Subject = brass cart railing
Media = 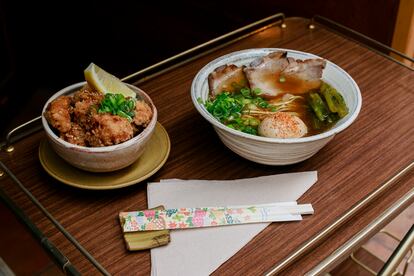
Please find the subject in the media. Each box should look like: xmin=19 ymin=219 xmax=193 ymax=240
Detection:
xmin=1 ymin=13 xmax=413 ymax=275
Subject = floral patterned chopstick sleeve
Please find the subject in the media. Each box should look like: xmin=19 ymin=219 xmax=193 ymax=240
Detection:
xmin=120 ymin=203 xmax=313 ymax=232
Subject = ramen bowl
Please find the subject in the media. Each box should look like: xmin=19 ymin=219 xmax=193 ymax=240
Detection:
xmin=42 ymin=82 xmax=158 ymax=172
xmin=191 ymin=48 xmax=362 ymax=165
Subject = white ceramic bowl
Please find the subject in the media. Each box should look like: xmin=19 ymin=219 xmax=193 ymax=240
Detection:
xmin=42 ymin=81 xmax=158 ymax=172
xmin=191 ymin=48 xmax=362 ymax=165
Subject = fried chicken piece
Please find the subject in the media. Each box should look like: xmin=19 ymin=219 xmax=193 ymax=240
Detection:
xmin=87 ymin=114 xmax=134 ymax=147
xmin=73 ymin=100 xmax=97 ymax=130
xmin=72 ymin=84 xmax=104 ymax=104
xmin=72 ymin=85 xmax=103 ymax=130
xmin=208 ymin=64 xmax=249 ymax=97
xmin=133 ymin=100 xmax=153 ymax=127
xmin=44 ymin=96 xmax=72 ymax=133
xmin=61 ymin=123 xmax=87 ymax=146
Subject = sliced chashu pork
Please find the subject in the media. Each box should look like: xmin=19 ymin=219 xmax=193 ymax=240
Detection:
xmin=208 ymin=64 xmax=249 ymax=97
xmin=244 ymin=51 xmax=326 ymax=98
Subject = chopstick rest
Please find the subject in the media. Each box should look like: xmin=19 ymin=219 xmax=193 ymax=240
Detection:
xmin=120 ymin=202 xmax=313 ymax=232
xmin=119 ymin=205 xmax=170 ymax=250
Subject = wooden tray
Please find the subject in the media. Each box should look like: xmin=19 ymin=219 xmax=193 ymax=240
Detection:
xmin=0 ymin=15 xmax=413 ymax=275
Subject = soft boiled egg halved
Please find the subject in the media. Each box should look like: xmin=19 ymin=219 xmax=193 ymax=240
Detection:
xmin=258 ymin=112 xmax=308 ymax=139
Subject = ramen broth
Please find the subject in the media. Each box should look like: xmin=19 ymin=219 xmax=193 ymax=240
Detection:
xmin=262 ymin=72 xmax=322 ymax=97
xmin=268 ymin=89 xmax=338 ymax=136
xmin=204 ymin=51 xmax=348 ymax=138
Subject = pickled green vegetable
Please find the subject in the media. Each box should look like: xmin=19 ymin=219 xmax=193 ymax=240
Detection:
xmin=321 ymin=82 xmax=348 ymax=118
xmin=308 ymin=92 xmax=330 ymax=122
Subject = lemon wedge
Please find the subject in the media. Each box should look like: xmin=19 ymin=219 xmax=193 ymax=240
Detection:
xmin=84 ymin=63 xmax=136 ymax=99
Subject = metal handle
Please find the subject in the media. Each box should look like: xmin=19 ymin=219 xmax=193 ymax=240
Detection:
xmin=0 ymin=161 xmax=111 ymax=276
xmin=121 ymin=12 xmax=286 ymax=83
xmin=379 ymin=226 xmax=414 ymax=276
xmin=0 ymin=188 xmax=80 ymax=276
xmin=349 ymin=230 xmax=414 ymax=276
xmin=312 ymin=15 xmax=414 ymax=70
xmin=267 ymin=162 xmax=414 ymax=275
xmin=349 ymin=229 xmax=414 ymax=276
xmin=1 ymin=116 xmax=42 ymax=153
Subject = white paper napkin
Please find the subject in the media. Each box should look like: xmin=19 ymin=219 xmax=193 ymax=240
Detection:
xmin=148 ymin=171 xmax=317 ymax=276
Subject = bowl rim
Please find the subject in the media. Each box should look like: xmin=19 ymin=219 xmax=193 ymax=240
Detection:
xmin=42 ymin=81 xmax=158 ymax=152
xmin=191 ymin=48 xmax=362 ymax=144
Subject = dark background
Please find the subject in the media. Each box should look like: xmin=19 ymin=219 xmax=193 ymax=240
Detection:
xmin=0 ymin=0 xmax=399 ymax=135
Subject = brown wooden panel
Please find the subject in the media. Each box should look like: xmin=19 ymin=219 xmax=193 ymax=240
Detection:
xmin=0 ymin=17 xmax=413 ymax=275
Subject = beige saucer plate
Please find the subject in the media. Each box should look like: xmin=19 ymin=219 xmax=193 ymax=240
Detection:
xmin=39 ymin=122 xmax=170 ymax=190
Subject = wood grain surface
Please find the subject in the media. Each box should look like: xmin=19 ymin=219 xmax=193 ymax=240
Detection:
xmin=0 ymin=17 xmax=413 ymax=275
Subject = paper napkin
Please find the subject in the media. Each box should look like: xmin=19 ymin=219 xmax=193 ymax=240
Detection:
xmin=148 ymin=171 xmax=317 ymax=276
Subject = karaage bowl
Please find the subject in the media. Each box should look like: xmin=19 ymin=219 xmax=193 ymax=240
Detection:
xmin=41 ymin=82 xmax=158 ymax=172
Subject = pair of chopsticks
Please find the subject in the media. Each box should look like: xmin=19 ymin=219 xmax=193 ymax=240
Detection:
xmin=120 ymin=202 xmax=313 ymax=232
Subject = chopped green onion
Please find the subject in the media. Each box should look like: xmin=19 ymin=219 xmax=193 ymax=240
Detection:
xmin=240 ymin=88 xmax=251 ymax=98
xmin=98 ymin=93 xmax=136 ymax=121
xmin=252 ymin=88 xmax=262 ymax=95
